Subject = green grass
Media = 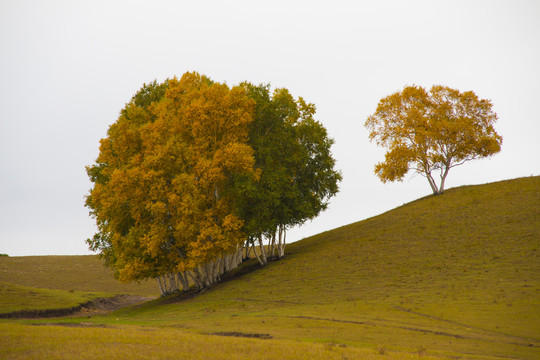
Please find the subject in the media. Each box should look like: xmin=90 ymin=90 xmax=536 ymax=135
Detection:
xmin=0 ymin=322 xmax=443 ymax=360
xmin=0 ymin=255 xmax=159 ymax=297
xmin=1 ymin=176 xmax=539 ymax=359
xmin=0 ymin=283 xmax=109 ymax=314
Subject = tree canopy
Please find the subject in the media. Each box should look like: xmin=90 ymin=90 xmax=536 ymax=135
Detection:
xmin=365 ymin=85 xmax=502 ymax=195
xmin=86 ymin=72 xmax=341 ymax=294
xmin=86 ymin=73 xmax=257 ymax=292
xmin=236 ymin=83 xmax=342 ymax=264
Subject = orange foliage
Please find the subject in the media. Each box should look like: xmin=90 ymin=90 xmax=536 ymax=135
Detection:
xmin=86 ymin=73 xmax=256 ymax=283
xmin=365 ymin=85 xmax=502 ymax=194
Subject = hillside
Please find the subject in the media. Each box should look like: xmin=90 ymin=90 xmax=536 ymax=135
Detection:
xmin=1 ymin=176 xmax=539 ymax=359
xmin=0 ymin=255 xmax=158 ymax=316
xmin=0 ymin=255 xmax=159 ymax=297
xmin=92 ymin=176 xmax=540 ymax=358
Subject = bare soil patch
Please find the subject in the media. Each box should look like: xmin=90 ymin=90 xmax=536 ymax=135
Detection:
xmin=211 ymin=331 xmax=273 ymax=339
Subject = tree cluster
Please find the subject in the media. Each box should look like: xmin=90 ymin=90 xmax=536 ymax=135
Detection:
xmin=86 ymin=72 xmax=341 ymax=295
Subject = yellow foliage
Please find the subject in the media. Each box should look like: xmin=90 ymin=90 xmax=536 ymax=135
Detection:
xmin=86 ymin=72 xmax=257 ymax=282
xmin=366 ymin=85 xmax=502 ymax=194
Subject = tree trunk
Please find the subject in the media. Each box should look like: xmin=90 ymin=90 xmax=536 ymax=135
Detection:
xmin=269 ymin=232 xmax=277 ymax=258
xmin=223 ymin=253 xmax=231 ymax=272
xmin=244 ymin=241 xmax=252 ymax=260
xmin=168 ymin=273 xmax=178 ymax=293
xmin=200 ymin=263 xmax=211 ymax=288
xmin=235 ymin=247 xmax=242 ymax=267
xmin=189 ymin=267 xmax=204 ymax=290
xmin=251 ymin=239 xmax=264 ymax=266
xmin=258 ymin=234 xmax=268 ymax=265
xmin=156 ymin=276 xmax=165 ymax=296
xmin=439 ymin=165 xmax=450 ymax=194
xmin=278 ymin=224 xmax=286 ymax=259
xmin=426 ymin=171 xmax=441 ymax=195
xmin=161 ymin=275 xmax=169 ymax=295
xmin=177 ymin=271 xmax=190 ymax=292
xmin=213 ymin=258 xmax=221 ymax=283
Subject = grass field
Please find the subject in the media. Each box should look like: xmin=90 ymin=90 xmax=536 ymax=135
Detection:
xmin=1 ymin=176 xmax=539 ymax=359
xmin=0 ymin=282 xmax=110 ymax=314
xmin=0 ymin=255 xmax=159 ymax=297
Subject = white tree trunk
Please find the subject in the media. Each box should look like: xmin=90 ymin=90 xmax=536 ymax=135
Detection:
xmin=177 ymin=271 xmax=190 ymax=291
xmin=168 ymin=273 xmax=178 ymax=293
xmin=258 ymin=234 xmax=268 ymax=265
xmin=278 ymin=224 xmax=286 ymax=258
xmin=426 ymin=171 xmax=441 ymax=195
xmin=439 ymin=165 xmax=450 ymax=194
xmin=235 ymin=247 xmax=242 ymax=267
xmin=269 ymin=232 xmax=277 ymax=258
xmin=187 ymin=269 xmax=202 ymax=290
xmin=244 ymin=242 xmax=252 ymax=260
xmin=156 ymin=276 xmax=165 ymax=296
xmin=251 ymin=239 xmax=264 ymax=266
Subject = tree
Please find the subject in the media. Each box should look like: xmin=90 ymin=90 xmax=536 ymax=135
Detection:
xmin=365 ymin=85 xmax=502 ymax=195
xmin=86 ymin=73 xmax=257 ymax=294
xmin=86 ymin=73 xmax=341 ymax=295
xmin=236 ymin=83 xmax=342 ymax=265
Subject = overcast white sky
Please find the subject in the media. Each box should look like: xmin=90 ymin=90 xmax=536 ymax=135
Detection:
xmin=1 ymin=0 xmax=539 ymax=256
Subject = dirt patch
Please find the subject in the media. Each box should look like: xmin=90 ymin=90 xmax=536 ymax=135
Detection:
xmin=0 ymin=295 xmax=153 ymax=319
xmin=211 ymin=331 xmax=273 ymax=339
xmin=0 ymin=305 xmax=85 ymax=319
xmin=74 ymin=295 xmax=153 ymax=316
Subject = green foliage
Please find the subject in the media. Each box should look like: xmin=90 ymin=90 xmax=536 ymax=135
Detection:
xmin=236 ymin=83 xmax=341 ymax=263
xmin=86 ymin=73 xmax=341 ymax=290
xmin=126 ymin=80 xmax=169 ymax=111
xmin=0 ymin=254 xmax=8 ymax=257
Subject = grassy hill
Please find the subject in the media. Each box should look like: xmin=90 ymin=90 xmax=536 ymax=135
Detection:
xmin=1 ymin=176 xmax=539 ymax=359
xmin=0 ymin=255 xmax=158 ymax=315
xmin=0 ymin=255 xmax=159 ymax=297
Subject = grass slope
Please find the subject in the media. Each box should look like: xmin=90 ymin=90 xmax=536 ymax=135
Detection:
xmin=0 ymin=282 xmax=109 ymax=315
xmin=2 ymin=176 xmax=539 ymax=359
xmin=0 ymin=255 xmax=159 ymax=297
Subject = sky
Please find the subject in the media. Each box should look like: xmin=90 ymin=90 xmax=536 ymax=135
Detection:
xmin=1 ymin=0 xmax=539 ymax=256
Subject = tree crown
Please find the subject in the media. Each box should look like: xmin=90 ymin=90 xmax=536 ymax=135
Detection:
xmin=365 ymin=85 xmax=502 ymax=194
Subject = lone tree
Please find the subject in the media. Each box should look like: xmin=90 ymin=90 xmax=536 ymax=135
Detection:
xmin=365 ymin=85 xmax=502 ymax=195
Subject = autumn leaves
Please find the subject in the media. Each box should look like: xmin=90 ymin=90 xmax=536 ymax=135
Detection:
xmin=86 ymin=72 xmax=341 ymax=295
xmin=365 ymin=85 xmax=502 ymax=195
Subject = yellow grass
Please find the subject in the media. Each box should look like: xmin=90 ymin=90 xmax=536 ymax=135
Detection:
xmin=0 ymin=322 xmax=445 ymax=360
